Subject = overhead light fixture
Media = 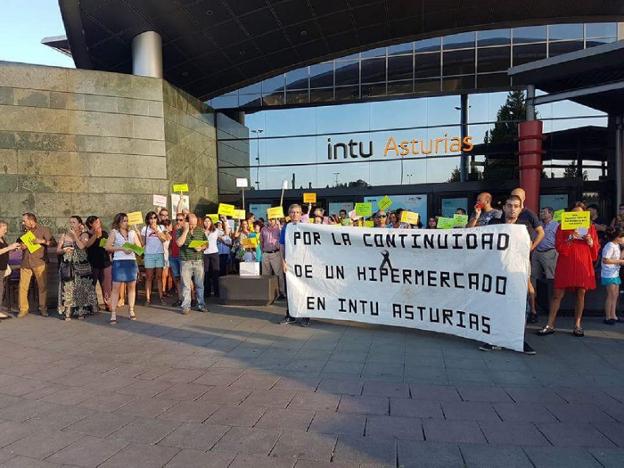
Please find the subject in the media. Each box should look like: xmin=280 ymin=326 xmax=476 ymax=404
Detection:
xmin=206 ymin=10 xmax=213 ymax=16
xmin=300 ymin=30 xmax=308 ymax=37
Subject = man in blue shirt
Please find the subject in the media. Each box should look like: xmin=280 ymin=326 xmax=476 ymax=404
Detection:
xmin=279 ymin=204 xmax=310 ymax=327
xmin=532 ymin=207 xmax=559 ymax=283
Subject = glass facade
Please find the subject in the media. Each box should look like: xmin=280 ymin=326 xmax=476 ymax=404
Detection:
xmin=209 ymin=22 xmax=618 ymax=111
xmin=215 ymin=21 xmax=618 ymax=217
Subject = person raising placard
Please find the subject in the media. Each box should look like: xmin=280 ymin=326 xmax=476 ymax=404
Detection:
xmin=105 ymin=213 xmax=143 ymax=324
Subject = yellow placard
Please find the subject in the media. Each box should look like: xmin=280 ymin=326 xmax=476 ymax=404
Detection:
xmin=363 ymin=220 xmax=375 ymax=228
xmin=453 ymin=214 xmax=469 ymax=227
xmin=437 ymin=217 xmax=455 ymax=229
xmin=188 ymin=240 xmax=207 ymax=249
xmin=400 ymin=211 xmax=420 ymax=225
xmin=233 ymin=209 xmax=246 ymax=220
xmin=378 ymin=195 xmax=393 ymax=211
xmin=553 ymin=209 xmax=564 ymax=222
xmin=303 ymin=193 xmax=317 ymax=204
xmin=20 ymin=230 xmax=41 ymax=254
xmin=242 ymin=238 xmax=258 ymax=249
xmin=127 ymin=211 xmax=143 ymax=225
xmin=207 ymin=214 xmax=219 ymax=223
xmin=218 ymin=203 xmax=235 ymax=217
xmin=173 ymin=183 xmax=189 ymax=193
xmin=355 ymin=202 xmax=373 ymax=218
xmin=267 ymin=206 xmax=285 ymax=219
xmin=561 ymin=211 xmax=591 ymax=230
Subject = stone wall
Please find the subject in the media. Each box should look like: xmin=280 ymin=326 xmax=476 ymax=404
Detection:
xmin=0 ymin=61 xmax=222 ymax=233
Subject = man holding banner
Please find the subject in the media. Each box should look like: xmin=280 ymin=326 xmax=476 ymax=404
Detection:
xmin=280 ymin=204 xmax=310 ymax=327
xmin=176 ymin=213 xmax=208 ymax=315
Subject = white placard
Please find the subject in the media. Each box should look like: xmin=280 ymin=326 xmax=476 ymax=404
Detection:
xmin=236 ymin=178 xmax=249 ymax=188
xmin=171 ymin=194 xmax=190 ymax=213
xmin=282 ymin=180 xmax=289 ymax=189
xmin=153 ymin=194 xmax=168 ymax=207
xmin=285 ymin=223 xmax=530 ymax=352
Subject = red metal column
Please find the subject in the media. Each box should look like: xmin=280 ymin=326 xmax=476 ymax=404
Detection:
xmin=518 ymin=120 xmax=544 ymax=213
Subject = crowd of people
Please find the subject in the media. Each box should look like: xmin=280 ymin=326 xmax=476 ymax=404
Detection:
xmin=0 ymin=189 xmax=621 ymax=348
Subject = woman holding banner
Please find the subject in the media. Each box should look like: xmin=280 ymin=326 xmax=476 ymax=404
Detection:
xmin=538 ymin=202 xmax=599 ymax=337
xmin=141 ymin=211 xmax=171 ymax=305
xmin=105 ymin=213 xmax=143 ymax=324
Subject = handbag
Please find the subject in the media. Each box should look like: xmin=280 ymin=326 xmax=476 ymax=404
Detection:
xmin=59 ymin=259 xmax=73 ymax=281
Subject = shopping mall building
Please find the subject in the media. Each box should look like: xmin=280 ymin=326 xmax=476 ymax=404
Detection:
xmin=2 ymin=1 xmax=624 ymax=227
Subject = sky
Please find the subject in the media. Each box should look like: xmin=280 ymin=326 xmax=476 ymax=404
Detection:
xmin=0 ymin=0 xmax=74 ymax=68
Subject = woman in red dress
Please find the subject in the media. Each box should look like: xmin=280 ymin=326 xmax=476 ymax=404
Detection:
xmin=538 ymin=202 xmax=599 ymax=337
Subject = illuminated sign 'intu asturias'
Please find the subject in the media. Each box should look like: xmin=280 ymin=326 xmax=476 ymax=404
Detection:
xmin=327 ymin=135 xmax=474 ymax=160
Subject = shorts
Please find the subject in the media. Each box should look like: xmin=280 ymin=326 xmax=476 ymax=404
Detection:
xmin=169 ymin=257 xmax=181 ymax=278
xmin=601 ymin=276 xmax=622 ymax=286
xmin=112 ymin=260 xmax=138 ymax=283
xmin=144 ymin=253 xmax=165 ymax=269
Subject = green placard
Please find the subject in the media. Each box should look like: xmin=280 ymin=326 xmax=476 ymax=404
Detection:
xmin=363 ymin=220 xmax=375 ymax=228
xmin=378 ymin=195 xmax=393 ymax=211
xmin=355 ymin=202 xmax=373 ymax=218
xmin=98 ymin=237 xmax=108 ymax=248
xmin=453 ymin=214 xmax=468 ymax=227
xmin=437 ymin=217 xmax=456 ymax=229
xmin=122 ymin=242 xmax=144 ymax=256
xmin=553 ymin=209 xmax=564 ymax=222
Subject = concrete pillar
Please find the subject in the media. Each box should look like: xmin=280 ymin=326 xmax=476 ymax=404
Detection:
xmin=131 ymin=31 xmax=163 ymax=78
xmin=518 ymin=119 xmax=544 ymax=214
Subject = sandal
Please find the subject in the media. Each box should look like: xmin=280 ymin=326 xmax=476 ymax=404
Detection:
xmin=536 ymin=325 xmax=555 ymax=336
xmin=129 ymin=310 xmax=137 ymax=321
xmin=573 ymin=327 xmax=584 ymax=337
xmin=109 ymin=315 xmax=117 ymax=325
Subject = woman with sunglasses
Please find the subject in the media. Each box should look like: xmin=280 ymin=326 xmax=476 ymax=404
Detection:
xmin=141 ymin=211 xmax=171 ymax=305
xmin=373 ymin=210 xmax=388 ymax=228
xmin=105 ymin=213 xmax=143 ymax=324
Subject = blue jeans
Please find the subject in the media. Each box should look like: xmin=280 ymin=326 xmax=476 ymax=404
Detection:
xmin=181 ymin=260 xmax=204 ymax=309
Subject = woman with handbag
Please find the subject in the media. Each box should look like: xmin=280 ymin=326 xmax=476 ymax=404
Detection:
xmin=105 ymin=213 xmax=143 ymax=324
xmin=57 ymin=216 xmax=98 ymax=321
xmin=0 ymin=221 xmax=20 ymax=319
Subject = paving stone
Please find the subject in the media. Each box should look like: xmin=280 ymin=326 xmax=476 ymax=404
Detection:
xmin=423 ymin=420 xmax=487 ymax=444
xmin=389 ymin=398 xmax=442 ymax=419
xmin=524 ymin=446 xmax=602 ymax=468
xmin=337 ymin=395 xmax=388 ymax=415
xmin=65 ymin=412 xmax=134 ymax=438
xmin=153 ymin=382 xmax=211 ymax=401
xmin=457 ymin=386 xmax=513 ymax=403
xmin=591 ymin=422 xmax=624 ymax=447
xmin=292 ymin=460 xmax=352 ymax=468
xmin=108 ymin=417 xmax=180 ymax=445
xmin=459 ymin=444 xmax=533 ymax=468
xmin=589 ymin=448 xmax=624 ymax=468
xmin=206 ymin=406 xmax=266 ymax=427
xmin=78 ymin=393 xmax=133 ymax=412
xmin=503 ymin=387 xmax=565 ymax=404
xmin=25 ymin=404 xmax=95 ymax=430
xmin=537 ymin=422 xmax=616 ymax=448
xmin=493 ymin=403 xmax=558 ymax=423
xmin=442 ymin=401 xmax=500 ymax=422
xmin=398 ymin=440 xmax=464 ymax=467
xmin=255 ymin=408 xmax=315 ymax=431
xmin=230 ymin=454 xmax=296 ymax=468
xmin=39 ymin=387 xmax=91 ymax=406
xmin=0 ymin=420 xmax=37 ymax=449
xmin=332 ymin=435 xmax=396 ymax=465
xmin=114 ymin=398 xmax=177 ymax=418
xmin=362 ymin=381 xmax=410 ymax=398
xmin=270 ymin=430 xmax=336 ymax=461
xmin=229 ymin=373 xmax=280 ymax=390
xmin=0 ymin=456 xmax=62 ymax=468
xmin=98 ymin=443 xmax=180 ymax=468
xmin=365 ymin=416 xmax=424 ymax=440
xmin=164 ymin=449 xmax=234 ymax=468
xmin=158 ymin=422 xmax=229 ymax=451
xmin=0 ymin=399 xmax=58 ymax=422
xmin=156 ymin=368 xmax=207 ymax=383
xmin=45 ymin=435 xmax=128 ymax=467
xmin=240 ymin=390 xmax=296 ymax=409
xmin=478 ymin=421 xmax=550 ymax=446
xmin=272 ymin=374 xmax=321 ymax=392
xmin=308 ymin=411 xmax=366 ymax=436
xmin=3 ymin=429 xmax=82 ymax=459
xmin=157 ymin=401 xmax=220 ymax=423
xmin=211 ymin=426 xmax=280 ymax=455
xmin=287 ymin=392 xmax=340 ymax=412
xmin=197 ymin=386 xmax=252 ymax=405
xmin=545 ymin=403 xmax=615 ymax=423
xmin=408 ymin=384 xmax=462 ymax=401
xmin=116 ymin=380 xmax=173 ymax=398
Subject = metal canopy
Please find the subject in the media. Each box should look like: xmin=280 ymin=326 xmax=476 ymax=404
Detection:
xmin=58 ymin=0 xmax=624 ymax=100
xmin=509 ymin=40 xmax=624 ymax=114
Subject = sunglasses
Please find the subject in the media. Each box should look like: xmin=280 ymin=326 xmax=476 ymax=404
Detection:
xmin=176 ymin=218 xmax=185 ymax=221
xmin=375 ymin=215 xmax=387 ymax=219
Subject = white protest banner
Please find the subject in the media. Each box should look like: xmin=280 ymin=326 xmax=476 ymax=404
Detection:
xmin=153 ymin=194 xmax=167 ymax=207
xmin=285 ymin=224 xmax=530 ymax=352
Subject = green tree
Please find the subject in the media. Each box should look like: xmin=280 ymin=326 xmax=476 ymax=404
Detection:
xmin=448 ymin=167 xmax=461 ymax=182
xmin=482 ymin=90 xmax=534 ymax=181
xmin=563 ymin=161 xmax=588 ymax=180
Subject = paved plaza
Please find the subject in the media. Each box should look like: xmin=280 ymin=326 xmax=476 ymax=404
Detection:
xmin=0 ymin=302 xmax=622 ymax=467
